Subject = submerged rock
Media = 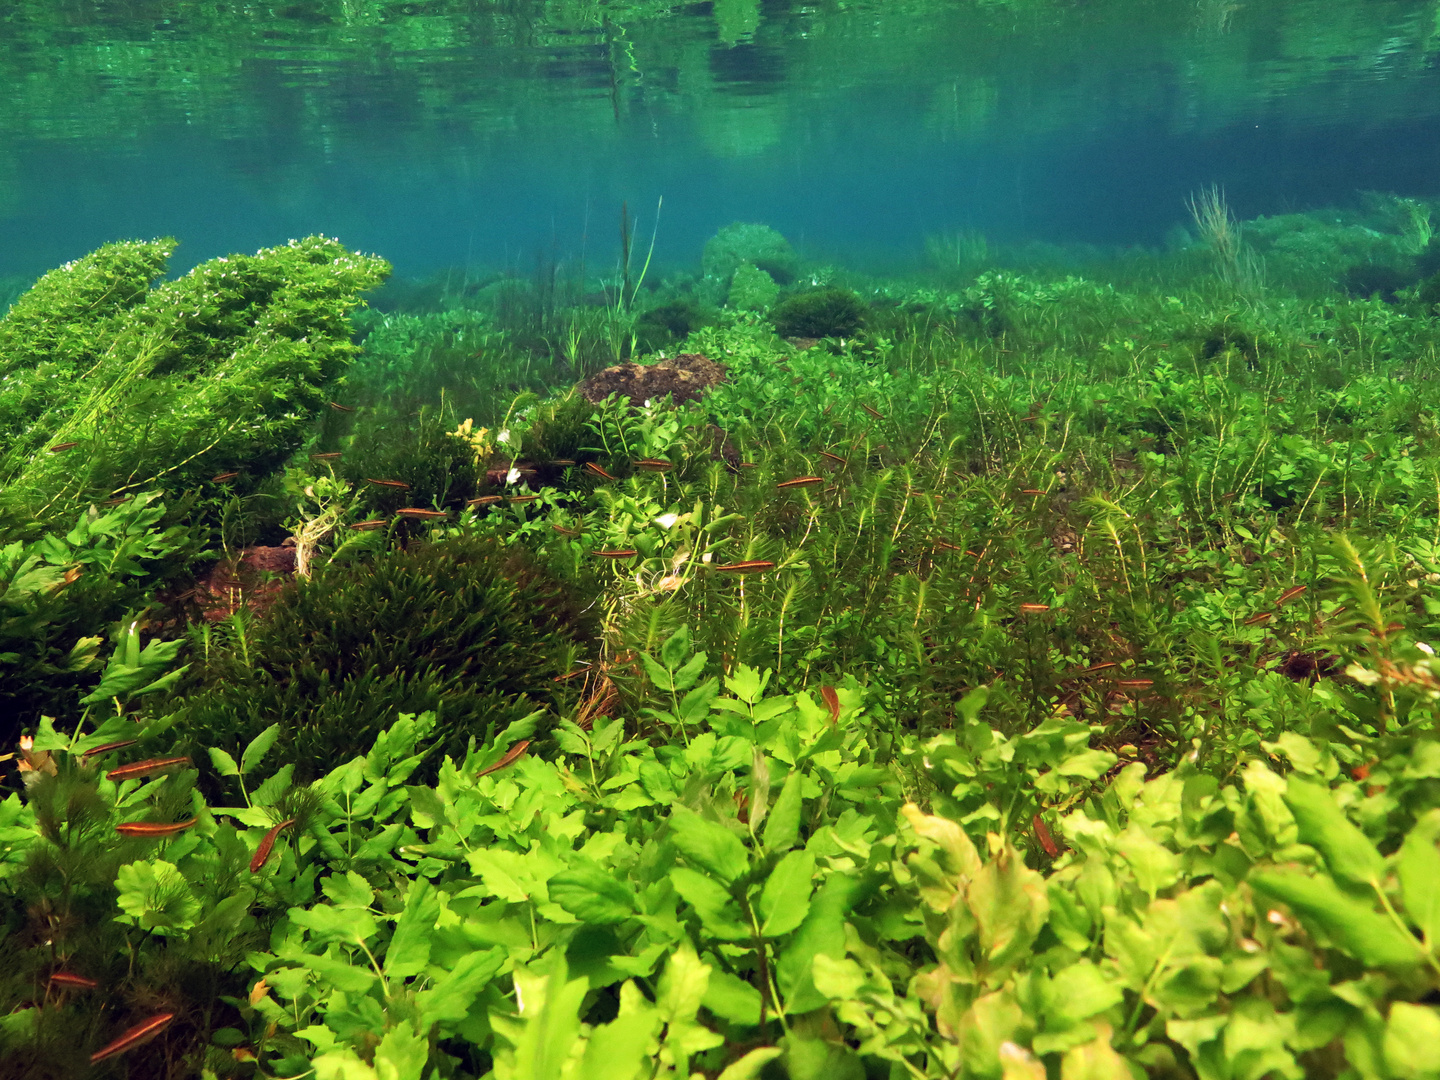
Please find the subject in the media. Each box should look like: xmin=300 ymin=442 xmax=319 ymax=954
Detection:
xmin=577 ymin=352 xmax=728 ymax=408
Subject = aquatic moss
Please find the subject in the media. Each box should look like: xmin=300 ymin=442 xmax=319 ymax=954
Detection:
xmin=770 ymin=286 xmax=867 ymax=338
xmin=726 ymin=262 xmax=779 ymax=312
xmin=701 ymin=222 xmax=797 ymax=287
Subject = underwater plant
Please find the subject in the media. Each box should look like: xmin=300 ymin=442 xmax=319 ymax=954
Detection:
xmin=701 ymin=222 xmax=798 ymax=290
xmin=769 ymin=286 xmax=868 ymax=338
xmin=725 ymin=262 xmax=780 ymax=312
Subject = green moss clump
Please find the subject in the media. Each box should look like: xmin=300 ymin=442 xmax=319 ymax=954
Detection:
xmin=701 ymin=222 xmax=797 ymax=288
xmin=726 ymin=263 xmax=779 ymax=312
xmin=770 ymin=287 xmax=868 ymax=338
xmin=634 ymin=297 xmax=708 ymax=352
xmin=172 ymin=533 xmax=591 ymax=782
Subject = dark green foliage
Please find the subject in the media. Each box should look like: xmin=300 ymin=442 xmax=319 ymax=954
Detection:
xmin=0 ymin=237 xmax=390 ymax=532
xmin=334 ymin=399 xmax=486 ymax=517
xmin=1199 ymin=320 xmax=1262 ymax=365
xmin=171 ymin=533 xmax=591 ymax=782
xmin=1340 ymin=261 xmax=1412 ymax=302
xmin=769 ymin=287 xmax=868 ymax=339
xmin=633 ymin=298 xmax=707 ymax=353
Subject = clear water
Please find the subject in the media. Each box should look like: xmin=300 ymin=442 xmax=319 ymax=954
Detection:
xmin=2 ymin=0 xmax=1439 ymax=281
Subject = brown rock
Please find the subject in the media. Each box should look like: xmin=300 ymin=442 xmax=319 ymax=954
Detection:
xmin=577 ymin=353 xmax=728 ymax=408
xmin=197 ymin=543 xmax=298 ymax=622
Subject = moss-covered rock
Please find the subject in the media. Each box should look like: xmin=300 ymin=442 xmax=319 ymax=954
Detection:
xmin=771 ymin=287 xmax=868 ymax=339
xmin=726 ymin=263 xmax=779 ymax=312
xmin=701 ymin=222 xmax=797 ymax=288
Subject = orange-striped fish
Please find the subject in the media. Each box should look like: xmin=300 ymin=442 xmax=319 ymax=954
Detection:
xmin=861 ymin=403 xmax=885 ymax=421
xmin=1033 ymin=814 xmax=1062 ymax=858
xmin=819 ymin=451 xmax=847 ymax=466
xmin=477 ymin=740 xmax=531 ymax=778
xmin=467 ymin=495 xmax=503 ymax=506
xmin=1078 ymin=662 xmax=1118 ymax=675
xmin=349 ymin=518 xmax=389 ymax=530
xmin=633 ymin=458 xmax=673 ymax=472
xmin=250 ymin=818 xmax=297 ymax=873
xmin=107 ymin=756 xmax=190 ymax=782
xmin=212 ymin=472 xmax=239 ymax=483
xmin=364 ymin=478 xmax=410 ymax=490
xmin=310 ymin=452 xmax=342 ymax=461
xmin=1116 ymin=678 xmax=1154 ymax=691
xmin=508 ymin=495 xmax=539 ymax=505
xmin=776 ymin=476 xmax=824 ymax=490
xmin=550 ymin=459 xmax=577 ymax=466
xmin=714 ymin=560 xmax=775 ymax=574
xmin=934 ymin=540 xmax=963 ymax=552
xmin=82 ymin=739 xmax=138 ymax=760
xmin=1020 ymin=489 xmax=1046 ymax=496
xmin=595 ymin=549 xmax=638 ymax=559
xmin=48 ymin=442 xmax=80 ymax=453
xmin=116 ymin=818 xmax=198 ymax=838
xmin=90 ymin=1013 xmax=176 ymax=1064
xmin=551 ymin=524 xmax=582 ymax=538
xmin=1019 ymin=415 xmax=1040 ymax=423
xmin=1276 ymin=585 xmax=1308 ymax=606
xmin=49 ymin=971 xmax=98 ymax=991
xmin=584 ymin=462 xmax=616 ymax=481
xmin=327 ymin=401 xmax=355 ymax=412
xmin=395 ymin=508 xmax=448 ymax=519
xmin=1243 ymin=612 xmax=1273 ymax=626
xmin=1019 ymin=603 xmax=1051 ymax=614
xmin=738 ymin=462 xmax=760 ymax=470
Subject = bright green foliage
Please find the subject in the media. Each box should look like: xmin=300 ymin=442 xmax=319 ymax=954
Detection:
xmin=0 ymin=236 xmax=389 ymax=530
xmin=727 ymin=263 xmax=780 ymax=313
xmin=702 ymin=223 xmax=798 ymax=290
xmin=770 ymin=288 xmax=868 ymax=339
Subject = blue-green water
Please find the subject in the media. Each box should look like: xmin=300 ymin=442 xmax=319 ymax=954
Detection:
xmin=2 ymin=0 xmax=1439 ymax=281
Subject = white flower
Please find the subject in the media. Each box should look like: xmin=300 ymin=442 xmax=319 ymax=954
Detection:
xmin=655 ymin=513 xmax=679 ymax=529
xmin=497 ymin=429 xmax=511 ymax=444
xmin=506 ymin=467 xmax=521 ymax=485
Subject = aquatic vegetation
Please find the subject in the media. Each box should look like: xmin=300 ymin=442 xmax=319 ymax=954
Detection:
xmin=702 ymin=222 xmax=799 ymax=292
xmin=769 ymin=287 xmax=868 ymax=339
xmin=726 ymin=262 xmax=780 ymax=313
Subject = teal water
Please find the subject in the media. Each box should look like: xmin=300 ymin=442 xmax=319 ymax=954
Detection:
xmin=2 ymin=0 xmax=1439 ymax=280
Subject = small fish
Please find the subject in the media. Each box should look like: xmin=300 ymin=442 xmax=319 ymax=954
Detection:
xmin=82 ymin=739 xmax=139 ymax=760
xmin=595 ymin=549 xmax=638 ymax=559
xmin=907 ymin=491 xmax=926 ymax=498
xmin=107 ymin=756 xmax=190 ymax=782
xmin=211 ymin=472 xmax=239 ymax=483
xmin=1116 ymin=678 xmax=1154 ymax=691
xmin=819 ymin=451 xmax=848 ymax=466
xmin=551 ymin=524 xmax=582 ymax=538
xmin=477 ymin=739 xmax=531 ymax=778
xmin=1020 ymin=489 xmax=1046 ymax=496
xmin=1271 ymin=396 xmax=1287 ymax=404
xmin=965 ymin=550 xmax=983 ymax=558
xmin=1078 ymin=662 xmax=1118 ymax=675
xmin=508 ymin=495 xmax=539 ymax=505
xmin=1032 ymin=814 xmax=1062 ymax=858
xmin=860 ymin=403 xmax=885 ymax=421
xmin=115 ymin=817 xmax=198 ymax=838
xmin=714 ymin=560 xmax=775 ymax=573
xmin=738 ymin=462 xmax=760 ymax=469
xmin=63 ymin=566 xmax=82 ymax=584
xmin=776 ymin=476 xmax=824 ymax=490
xmin=310 ymin=452 xmax=342 ymax=461
xmin=467 ymin=495 xmax=503 ymax=506
xmin=934 ymin=540 xmax=963 ymax=552
xmin=327 ymin=401 xmax=355 ymax=412
xmin=550 ymin=459 xmax=576 ymax=466
xmin=1019 ymin=415 xmax=1040 ymax=423
xmin=1221 ymin=491 xmax=1239 ymax=501
xmin=349 ymin=518 xmax=389 ymax=530
xmin=584 ymin=462 xmax=616 ymax=481
xmin=364 ymin=478 xmax=410 ymax=490
xmin=395 ymin=507 xmax=448 ymax=519
xmin=1243 ymin=612 xmax=1273 ymax=626
xmin=633 ymin=458 xmax=673 ymax=472
xmin=48 ymin=441 xmax=80 ymax=453
xmin=1363 ymin=452 xmax=1377 ymax=462
xmin=1018 ymin=603 xmax=1051 ymax=614
xmin=250 ymin=818 xmax=297 ymax=873
xmin=90 ymin=1012 xmax=176 ymax=1064
xmin=1276 ymin=585 xmax=1308 ymax=606
xmin=820 ymin=685 xmax=841 ymax=725
xmin=48 ymin=971 xmax=98 ymax=991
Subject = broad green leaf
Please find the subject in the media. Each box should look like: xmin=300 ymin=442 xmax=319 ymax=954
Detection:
xmin=657 ymin=943 xmax=712 ymax=1023
xmin=702 ymin=969 xmax=763 ymax=1025
xmin=1284 ymin=777 xmax=1384 ymax=885
xmin=304 ymin=953 xmax=378 ymax=994
xmin=640 ymin=651 xmax=674 ymax=692
xmin=374 ymin=1019 xmax=427 ymax=1080
xmin=811 ymin=954 xmax=866 ymax=1000
xmin=208 ymin=747 xmax=240 ymax=778
xmin=1056 ymin=749 xmax=1119 ymax=780
xmin=1044 ymin=961 xmax=1123 ymax=1027
xmin=1384 ymin=1002 xmax=1440 ymax=1080
xmin=670 ymin=807 xmax=750 ymax=883
xmin=670 ymin=866 xmax=750 ymax=939
xmin=968 ymin=843 xmax=1049 ymax=970
xmin=115 ymin=859 xmax=200 ymax=933
xmin=1059 ymin=1023 xmax=1130 ymax=1080
xmin=386 ymin=878 xmax=439 ymax=978
xmin=323 ymin=870 xmax=375 ymax=909
xmin=1115 ymin=825 xmax=1180 ymax=899
xmin=1250 ymin=870 xmax=1419 ymax=968
xmin=513 ymin=959 xmax=589 ymax=1080
xmin=550 ymin=863 xmax=638 ymax=924
xmin=673 ymin=651 xmax=708 ymax=693
xmin=760 ymin=849 xmax=815 ymax=937
xmin=290 ymin=903 xmax=378 ymax=944
xmin=1398 ymin=809 xmax=1440 ymax=947
xmin=313 ymin=1050 xmax=379 ymax=1080
xmin=763 ymin=771 xmax=803 ymax=852
xmin=660 ymin=626 xmax=691 ymax=671
xmin=241 ymin=723 xmax=282 ymax=776
xmin=717 ymin=1048 xmax=784 ymax=1080
xmin=777 ymin=873 xmax=859 ymax=1014
xmin=417 ymin=947 xmax=505 ymax=1025
xmin=725 ymin=663 xmax=769 ymax=705
xmin=578 ymin=981 xmax=661 ymax=1080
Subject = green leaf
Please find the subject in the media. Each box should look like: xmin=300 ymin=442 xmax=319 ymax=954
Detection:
xmin=513 ymin=958 xmax=591 ymax=1080
xmin=577 ymin=981 xmax=661 ymax=1080
xmin=726 ymin=663 xmax=769 ymax=705
xmin=1398 ymin=809 xmax=1440 ymax=947
xmin=1044 ymin=961 xmax=1123 ymax=1027
xmin=417 ymin=947 xmax=505 ymax=1025
xmin=763 ymin=771 xmax=803 ymax=853
xmin=208 ymin=747 xmax=240 ymax=778
xmin=242 ymin=723 xmax=282 ymax=776
xmin=323 ymin=870 xmax=375 ymax=909
xmin=386 ymin=878 xmax=439 ymax=978
xmin=115 ymin=858 xmax=201 ymax=933
xmin=640 ymin=652 xmax=674 ymax=693
xmin=291 ymin=903 xmax=378 ymax=944
xmin=670 ymin=867 xmax=750 ymax=939
xmin=670 ymin=807 xmax=750 ymax=883
xmin=673 ymin=651 xmax=707 ymax=693
xmin=374 ymin=1019 xmax=427 ymax=1080
xmin=702 ymin=969 xmax=763 ymax=1025
xmin=777 ymin=873 xmax=860 ymax=1014
xmin=717 ymin=1048 xmax=785 ymax=1080
xmin=760 ymin=849 xmax=815 ymax=937
xmin=660 ymin=626 xmax=691 ymax=671
xmin=1249 ymin=869 xmax=1419 ymax=968
xmin=1283 ymin=777 xmax=1384 ymax=885
xmin=1055 ymin=749 xmax=1119 ymax=779
xmin=1384 ymin=1002 xmax=1440 ymax=1080
xmin=550 ymin=863 xmax=638 ymax=924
